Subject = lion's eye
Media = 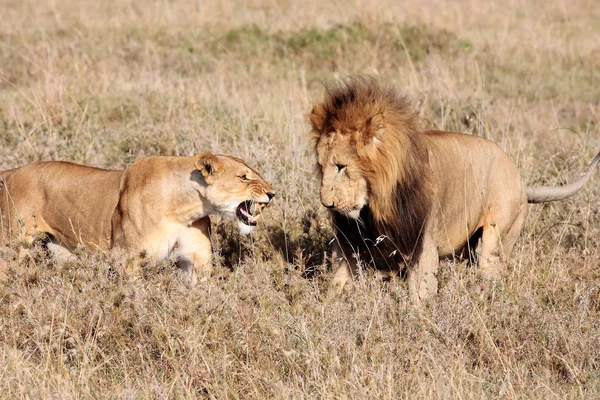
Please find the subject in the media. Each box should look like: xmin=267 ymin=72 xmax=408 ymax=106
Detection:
xmin=336 ymin=164 xmax=346 ymax=172
xmin=239 ymin=174 xmax=249 ymax=181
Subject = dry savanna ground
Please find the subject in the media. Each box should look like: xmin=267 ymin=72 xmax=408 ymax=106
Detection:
xmin=1 ymin=0 xmax=600 ymax=398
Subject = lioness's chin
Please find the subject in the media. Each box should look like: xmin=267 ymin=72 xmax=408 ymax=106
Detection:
xmin=237 ymin=221 xmax=256 ymax=236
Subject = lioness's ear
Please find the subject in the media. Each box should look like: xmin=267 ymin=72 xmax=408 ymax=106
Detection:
xmin=363 ymin=113 xmax=385 ymax=143
xmin=194 ymin=152 xmax=222 ymax=180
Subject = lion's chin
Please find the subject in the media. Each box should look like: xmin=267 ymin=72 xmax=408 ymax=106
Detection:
xmin=346 ymin=208 xmax=362 ymax=220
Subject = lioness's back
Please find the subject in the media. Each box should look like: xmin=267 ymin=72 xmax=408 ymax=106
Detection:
xmin=1 ymin=161 xmax=123 ymax=249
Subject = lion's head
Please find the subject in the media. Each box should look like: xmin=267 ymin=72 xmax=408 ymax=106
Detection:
xmin=195 ymin=152 xmax=275 ymax=235
xmin=313 ymin=131 xmax=369 ymax=219
xmin=308 ymin=77 xmax=433 ymax=263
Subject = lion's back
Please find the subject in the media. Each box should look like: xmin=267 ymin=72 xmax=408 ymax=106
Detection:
xmin=425 ymin=130 xmax=524 ymax=188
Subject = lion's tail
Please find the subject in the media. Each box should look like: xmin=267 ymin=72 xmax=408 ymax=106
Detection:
xmin=526 ymin=151 xmax=600 ymax=204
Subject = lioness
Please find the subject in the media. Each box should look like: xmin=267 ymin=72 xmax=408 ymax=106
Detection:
xmin=0 ymin=152 xmax=275 ymax=283
xmin=308 ymin=78 xmax=599 ymax=303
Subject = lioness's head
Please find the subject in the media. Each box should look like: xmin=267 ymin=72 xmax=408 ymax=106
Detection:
xmin=308 ymin=78 xmax=420 ymax=221
xmin=195 ymin=152 xmax=275 ymax=235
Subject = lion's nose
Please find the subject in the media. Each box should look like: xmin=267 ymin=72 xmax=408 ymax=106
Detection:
xmin=321 ymin=200 xmax=335 ymax=209
xmin=266 ymin=192 xmax=275 ymax=202
xmin=320 ymin=186 xmax=336 ymax=209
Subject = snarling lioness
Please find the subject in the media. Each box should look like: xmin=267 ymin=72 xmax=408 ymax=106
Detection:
xmin=0 ymin=153 xmax=274 ymax=283
xmin=309 ymin=78 xmax=600 ymax=303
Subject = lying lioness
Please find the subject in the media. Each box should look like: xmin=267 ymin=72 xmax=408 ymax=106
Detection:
xmin=0 ymin=152 xmax=275 ymax=283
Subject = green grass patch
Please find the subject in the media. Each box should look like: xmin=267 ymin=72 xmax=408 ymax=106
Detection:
xmin=221 ymin=21 xmax=472 ymax=66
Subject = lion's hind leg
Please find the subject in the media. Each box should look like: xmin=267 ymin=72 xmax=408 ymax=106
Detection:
xmin=475 ymin=220 xmax=503 ymax=279
xmin=498 ymin=202 xmax=528 ymax=261
xmin=476 ymin=202 xmax=527 ymax=279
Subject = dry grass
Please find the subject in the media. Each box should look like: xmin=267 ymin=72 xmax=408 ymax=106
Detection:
xmin=1 ymin=0 xmax=600 ymax=397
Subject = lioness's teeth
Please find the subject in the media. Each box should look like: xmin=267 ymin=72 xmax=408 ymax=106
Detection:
xmin=251 ymin=204 xmax=264 ymax=216
xmin=252 ymin=214 xmax=261 ymax=222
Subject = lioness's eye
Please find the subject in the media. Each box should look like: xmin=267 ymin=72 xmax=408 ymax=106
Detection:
xmin=336 ymin=164 xmax=346 ymax=172
xmin=239 ymin=174 xmax=248 ymax=181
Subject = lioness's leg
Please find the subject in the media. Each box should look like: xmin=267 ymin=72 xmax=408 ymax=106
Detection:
xmin=20 ymin=215 xmax=55 ymax=247
xmin=175 ymin=217 xmax=213 ymax=285
xmin=46 ymin=238 xmax=77 ymax=262
xmin=407 ymin=233 xmax=439 ymax=304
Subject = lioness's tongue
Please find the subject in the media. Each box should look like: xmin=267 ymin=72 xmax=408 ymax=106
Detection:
xmin=240 ymin=207 xmax=251 ymax=218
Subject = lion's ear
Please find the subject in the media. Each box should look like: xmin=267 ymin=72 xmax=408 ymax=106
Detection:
xmin=308 ymin=103 xmax=326 ymax=132
xmin=363 ymin=113 xmax=385 ymax=143
xmin=308 ymin=103 xmax=327 ymax=148
xmin=194 ymin=152 xmax=222 ymax=182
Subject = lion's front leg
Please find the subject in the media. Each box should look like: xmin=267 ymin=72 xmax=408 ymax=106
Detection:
xmin=406 ymin=233 xmax=439 ymax=305
xmin=328 ymin=239 xmax=358 ymax=294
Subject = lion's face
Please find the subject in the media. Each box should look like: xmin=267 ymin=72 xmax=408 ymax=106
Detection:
xmin=314 ymin=132 xmax=368 ymax=220
xmin=195 ymin=153 xmax=275 ymax=235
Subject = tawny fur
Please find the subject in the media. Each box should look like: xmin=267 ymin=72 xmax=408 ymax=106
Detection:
xmin=0 ymin=153 xmax=274 ymax=284
xmin=309 ymin=77 xmax=599 ymax=303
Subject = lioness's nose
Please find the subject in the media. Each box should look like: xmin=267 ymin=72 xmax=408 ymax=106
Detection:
xmin=266 ymin=192 xmax=275 ymax=202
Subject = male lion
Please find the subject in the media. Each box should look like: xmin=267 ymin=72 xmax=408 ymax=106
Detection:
xmin=0 ymin=152 xmax=275 ymax=283
xmin=308 ymin=78 xmax=600 ymax=303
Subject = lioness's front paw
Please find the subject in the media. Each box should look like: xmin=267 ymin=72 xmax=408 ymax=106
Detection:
xmin=190 ymin=264 xmax=213 ymax=286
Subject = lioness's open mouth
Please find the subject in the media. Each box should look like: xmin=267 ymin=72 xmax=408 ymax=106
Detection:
xmin=236 ymin=200 xmax=267 ymax=226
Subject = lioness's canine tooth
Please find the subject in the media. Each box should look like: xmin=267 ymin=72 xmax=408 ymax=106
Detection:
xmin=251 ymin=202 xmax=263 ymax=216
